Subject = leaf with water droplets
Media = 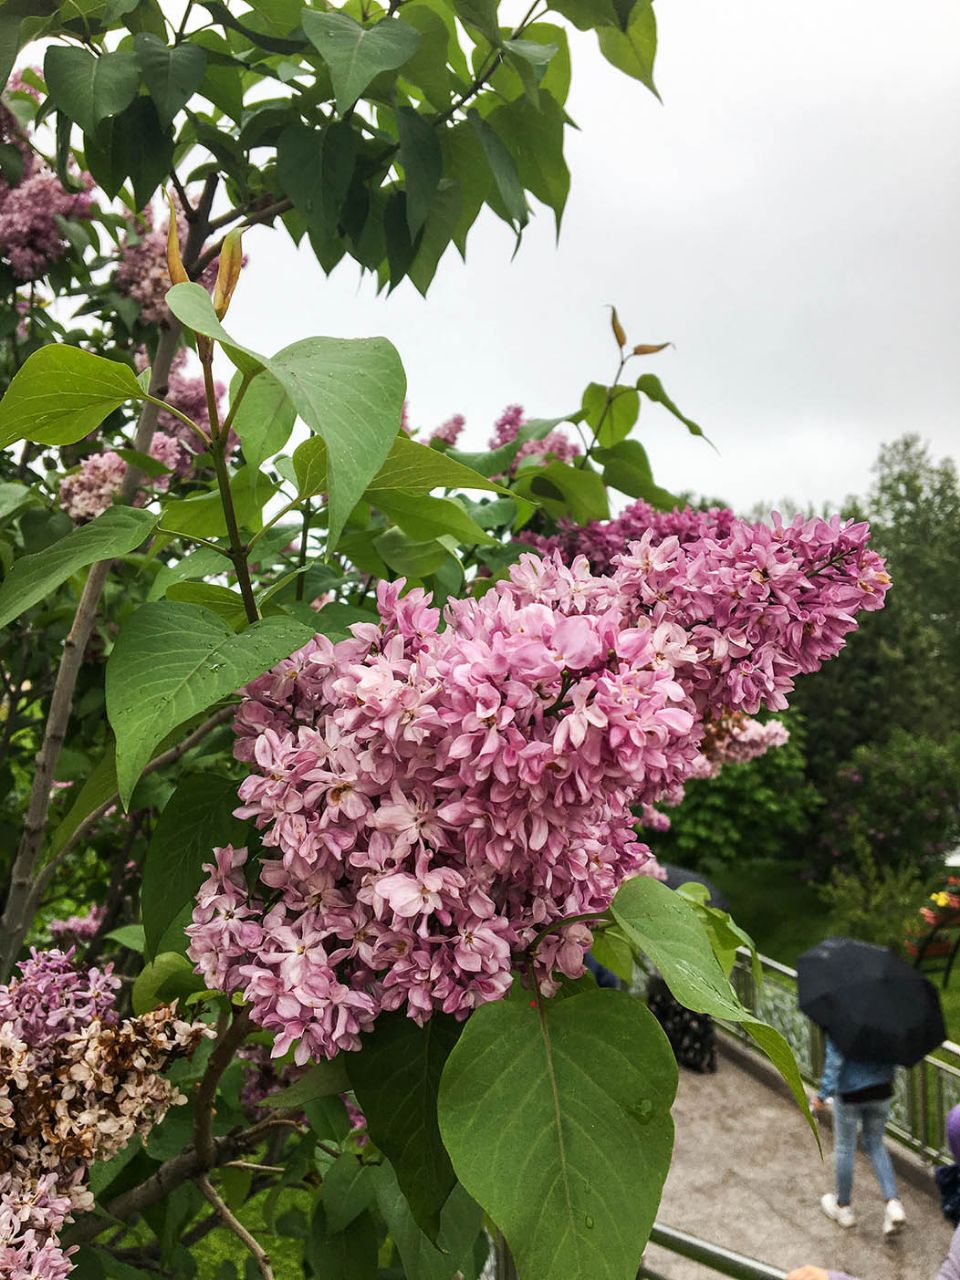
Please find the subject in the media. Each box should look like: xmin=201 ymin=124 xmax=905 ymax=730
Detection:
xmin=439 ymin=989 xmax=676 ymax=1279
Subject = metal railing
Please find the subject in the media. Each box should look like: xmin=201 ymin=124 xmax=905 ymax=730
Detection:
xmin=487 ymin=1222 xmax=786 ymax=1280
xmin=642 ymin=1223 xmax=786 ymax=1280
xmin=727 ymin=947 xmax=960 ymax=1164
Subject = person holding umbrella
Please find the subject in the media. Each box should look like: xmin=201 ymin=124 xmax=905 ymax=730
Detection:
xmin=797 ymin=936 xmax=947 ymax=1238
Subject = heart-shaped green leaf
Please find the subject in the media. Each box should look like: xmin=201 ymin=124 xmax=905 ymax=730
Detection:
xmin=301 ymin=10 xmax=421 ymax=114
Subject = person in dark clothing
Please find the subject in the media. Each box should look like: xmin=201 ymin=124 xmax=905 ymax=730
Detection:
xmin=646 ymin=976 xmax=717 ymax=1074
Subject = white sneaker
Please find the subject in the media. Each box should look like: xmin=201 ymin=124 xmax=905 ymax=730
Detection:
xmin=883 ymin=1198 xmax=906 ymax=1237
xmin=821 ymin=1193 xmax=856 ymax=1228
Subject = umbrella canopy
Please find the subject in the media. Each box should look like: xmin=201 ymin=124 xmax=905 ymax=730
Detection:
xmin=797 ymin=935 xmax=946 ymax=1067
xmin=662 ymin=865 xmax=729 ymax=912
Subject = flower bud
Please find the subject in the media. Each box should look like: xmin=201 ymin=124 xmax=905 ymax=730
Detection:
xmin=609 ymin=305 xmax=627 ymax=349
xmin=213 ymin=228 xmax=243 ymax=319
xmin=165 ymin=191 xmax=188 ymax=287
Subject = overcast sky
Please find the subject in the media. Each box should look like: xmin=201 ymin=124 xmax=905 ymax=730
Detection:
xmin=229 ymin=0 xmax=960 ymax=514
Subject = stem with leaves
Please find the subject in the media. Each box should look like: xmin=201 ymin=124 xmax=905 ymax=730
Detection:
xmin=0 ymin=180 xmax=218 ymax=981
xmin=202 ymin=356 xmax=260 ymax=625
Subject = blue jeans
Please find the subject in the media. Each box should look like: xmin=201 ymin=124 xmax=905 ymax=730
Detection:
xmin=833 ymin=1096 xmax=898 ymax=1204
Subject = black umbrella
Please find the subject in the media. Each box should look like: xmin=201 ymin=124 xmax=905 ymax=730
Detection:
xmin=797 ymin=935 xmax=946 ymax=1067
xmin=663 ymin=864 xmax=729 ymax=912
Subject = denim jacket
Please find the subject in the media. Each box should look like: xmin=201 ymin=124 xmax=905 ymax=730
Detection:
xmin=818 ymin=1037 xmax=895 ymax=1101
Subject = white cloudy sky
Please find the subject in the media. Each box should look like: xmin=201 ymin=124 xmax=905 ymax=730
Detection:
xmin=230 ymin=0 xmax=960 ymax=513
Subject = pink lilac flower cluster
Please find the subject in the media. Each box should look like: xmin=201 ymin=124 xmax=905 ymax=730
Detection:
xmin=525 ymin=499 xmax=738 ymax=576
xmin=58 ymin=431 xmax=184 ymax=524
xmin=428 ymin=414 xmax=465 ymax=447
xmin=0 ymin=949 xmax=206 ymax=1280
xmin=613 ymin=512 xmax=890 ymax=718
xmin=488 ymin=404 xmax=580 ymax=472
xmin=188 ymin=510 xmax=887 ymax=1065
xmin=115 ymin=201 xmax=218 ymax=326
xmin=188 ymin=553 xmax=703 ymax=1060
xmin=48 ymin=905 xmax=105 ymax=947
xmin=0 ymin=89 xmax=93 ymax=281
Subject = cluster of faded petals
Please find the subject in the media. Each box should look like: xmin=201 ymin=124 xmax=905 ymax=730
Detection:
xmin=188 ymin=511 xmax=888 ymax=1064
xmin=0 ymin=949 xmax=206 ymax=1280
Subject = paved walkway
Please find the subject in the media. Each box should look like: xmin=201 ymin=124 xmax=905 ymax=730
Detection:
xmin=643 ymin=1045 xmax=952 ymax=1279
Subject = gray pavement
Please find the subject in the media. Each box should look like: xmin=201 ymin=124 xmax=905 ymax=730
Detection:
xmin=644 ymin=1049 xmax=952 ymax=1280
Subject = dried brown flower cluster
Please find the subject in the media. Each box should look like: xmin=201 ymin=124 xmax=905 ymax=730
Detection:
xmin=0 ymin=950 xmax=208 ymax=1280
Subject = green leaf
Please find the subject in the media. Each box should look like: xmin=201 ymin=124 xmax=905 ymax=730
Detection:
xmin=149 ymin=547 xmax=225 ymax=601
xmin=594 ymin=439 xmax=677 ymax=506
xmin=544 ymin=0 xmax=619 ymax=32
xmin=366 ymin=435 xmax=510 ymax=496
xmin=301 ymin=10 xmax=422 ymax=114
xmin=0 ymin=346 xmax=143 ymax=450
xmin=160 ymin=468 xmax=275 ymax=539
xmin=636 ymin=373 xmax=705 ymax=438
xmin=0 ymin=482 xmax=34 ymax=521
xmin=408 ymin=178 xmax=461 ymax=295
xmin=488 ymin=91 xmax=569 ymax=228
xmin=376 ymin=491 xmax=495 ymax=547
xmin=376 ymin=1166 xmax=484 ymax=1280
xmin=590 ymin=929 xmax=635 ymax=983
xmin=106 ymin=602 xmax=314 ymax=807
xmin=133 ymin=34 xmax=206 ymax=125
xmin=443 ymin=123 xmax=491 ymax=256
xmin=611 ymin=876 xmax=816 ymax=1137
xmin=323 ymin=1156 xmax=380 ymax=1234
xmin=452 ymin=0 xmax=500 ymax=43
xmin=612 ymin=876 xmax=745 ymax=1018
xmin=114 ymin=447 xmax=171 ymax=479
xmin=0 ymin=506 xmax=156 ymax=632
xmin=398 ymin=3 xmax=455 ymax=109
xmin=276 ymin=121 xmax=356 ymax=239
xmin=47 ymin=742 xmax=118 ymax=858
xmin=347 ymin=1012 xmax=461 ymax=1237
xmin=261 ymin=1060 xmax=350 ymax=1108
xmin=384 ymin=192 xmax=421 ymax=290
xmin=306 ymin=1206 xmax=378 ymax=1280
xmin=141 ymin=774 xmax=247 ymax=959
xmin=438 ymin=990 xmax=676 ymax=1280
xmin=373 ymin=528 xmax=452 ymax=578
xmin=105 ymin=924 xmax=145 ymax=953
xmin=468 ymin=109 xmax=528 ymax=230
xmin=132 ymin=951 xmax=204 ymax=1015
xmin=267 ymin=336 xmax=406 ymax=549
xmin=230 ymin=370 xmax=296 ymax=476
xmin=582 ymin=382 xmax=639 ymax=447
xmin=292 ymin=436 xmax=328 ymax=498
xmin=515 ymin=459 xmax=609 ymax=524
xmin=397 ymin=106 xmax=443 ymax=237
xmin=165 ymin=582 xmax=248 ymax=631
xmin=85 ymin=96 xmax=172 ymax=206
xmin=44 ymin=46 xmax=141 ymax=136
xmin=597 ymin=0 xmax=658 ymax=95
